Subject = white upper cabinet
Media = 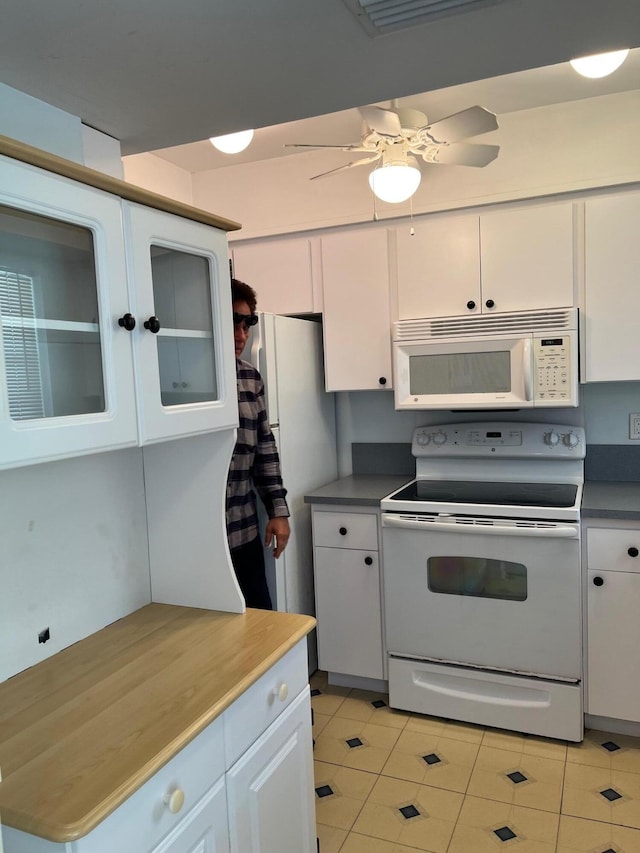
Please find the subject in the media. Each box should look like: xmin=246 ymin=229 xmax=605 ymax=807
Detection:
xmin=0 ymin=154 xmax=237 ymax=469
xmin=230 ymin=236 xmax=319 ymax=315
xmin=124 ymin=203 xmax=237 ymax=445
xmin=396 ymin=213 xmax=480 ymax=319
xmin=583 ymin=192 xmax=640 ymax=382
xmin=321 ymin=227 xmax=392 ymax=391
xmin=0 ymin=156 xmax=138 ymax=468
xmin=395 ymin=202 xmax=575 ymax=319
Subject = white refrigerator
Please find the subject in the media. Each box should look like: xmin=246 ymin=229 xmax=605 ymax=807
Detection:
xmin=248 ymin=313 xmax=337 ymax=670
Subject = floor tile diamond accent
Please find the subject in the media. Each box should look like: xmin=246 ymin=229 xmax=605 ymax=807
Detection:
xmin=346 ymin=737 xmax=363 ymax=749
xmin=494 ymin=826 xmax=517 ymax=841
xmin=315 ymin=784 xmax=334 ymax=798
xmin=600 ymin=849 xmax=616 ymax=853
xmin=371 ymin=699 xmax=387 ymax=709
xmin=600 ymin=787 xmax=623 ymax=802
xmin=601 ymin=740 xmax=621 ymax=752
xmin=507 ymin=770 xmax=528 ymax=784
xmin=399 ymin=804 xmax=420 ymax=819
xmin=422 ymin=752 xmax=442 ymax=765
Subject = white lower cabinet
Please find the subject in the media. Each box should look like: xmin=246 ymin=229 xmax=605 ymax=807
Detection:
xmin=2 ymin=641 xmax=315 ymax=853
xmin=586 ymin=524 xmax=640 ymax=722
xmin=226 ymin=689 xmax=315 ymax=853
xmin=312 ymin=507 xmax=385 ymax=680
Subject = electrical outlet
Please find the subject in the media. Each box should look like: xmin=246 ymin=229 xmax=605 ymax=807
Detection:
xmin=630 ymin=413 xmax=640 ymax=440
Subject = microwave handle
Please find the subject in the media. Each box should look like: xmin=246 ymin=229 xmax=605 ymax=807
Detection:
xmin=523 ymin=338 xmax=533 ymax=401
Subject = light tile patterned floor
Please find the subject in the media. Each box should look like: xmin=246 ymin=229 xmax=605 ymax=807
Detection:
xmin=310 ymin=670 xmax=640 ymax=853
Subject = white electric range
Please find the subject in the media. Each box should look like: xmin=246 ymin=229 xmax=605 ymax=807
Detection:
xmin=380 ymin=421 xmax=585 ymax=741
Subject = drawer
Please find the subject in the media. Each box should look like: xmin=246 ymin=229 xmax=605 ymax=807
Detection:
xmin=587 ymin=527 xmax=640 ymax=573
xmin=224 ymin=638 xmax=308 ymax=768
xmin=313 ymin=510 xmax=378 ymax=550
xmin=73 ymin=715 xmax=226 ymax=853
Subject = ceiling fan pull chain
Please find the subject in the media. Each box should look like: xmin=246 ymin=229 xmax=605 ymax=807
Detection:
xmin=410 ymin=196 xmax=415 ymax=236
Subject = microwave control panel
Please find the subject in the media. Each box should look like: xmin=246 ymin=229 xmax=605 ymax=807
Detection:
xmin=533 ymin=335 xmax=574 ymax=402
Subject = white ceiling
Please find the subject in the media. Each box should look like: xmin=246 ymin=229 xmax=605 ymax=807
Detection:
xmin=1 ymin=0 xmax=640 ymax=157
xmin=150 ymin=47 xmax=640 ymax=174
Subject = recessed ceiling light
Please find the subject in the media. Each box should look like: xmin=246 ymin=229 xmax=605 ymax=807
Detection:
xmin=569 ymin=49 xmax=629 ymax=79
xmin=209 ymin=129 xmax=254 ymax=153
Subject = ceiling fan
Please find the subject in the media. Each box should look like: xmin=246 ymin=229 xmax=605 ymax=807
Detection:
xmin=285 ymin=102 xmax=500 ymax=202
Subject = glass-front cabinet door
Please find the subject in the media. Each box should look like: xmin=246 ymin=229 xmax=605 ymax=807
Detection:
xmin=123 ymin=202 xmax=237 ymax=444
xmin=0 ymin=157 xmax=137 ymax=468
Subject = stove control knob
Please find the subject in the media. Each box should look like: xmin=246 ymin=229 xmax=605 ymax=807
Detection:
xmin=563 ymin=432 xmax=580 ymax=448
xmin=544 ymin=430 xmax=560 ymax=446
xmin=416 ymin=432 xmax=431 ymax=446
xmin=432 ymin=431 xmax=447 ymax=446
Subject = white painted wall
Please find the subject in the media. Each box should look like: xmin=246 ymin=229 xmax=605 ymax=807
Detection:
xmin=0 ymin=449 xmax=151 ymax=682
xmin=0 ymin=82 xmax=84 ymax=161
xmin=178 ymin=90 xmax=640 ymax=241
xmin=123 ymin=152 xmax=194 ymax=205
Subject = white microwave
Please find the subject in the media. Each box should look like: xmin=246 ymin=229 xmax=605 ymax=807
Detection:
xmin=392 ymin=308 xmax=579 ymax=410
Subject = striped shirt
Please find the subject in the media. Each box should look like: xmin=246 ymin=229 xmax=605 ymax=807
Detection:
xmin=226 ymin=358 xmax=289 ymax=551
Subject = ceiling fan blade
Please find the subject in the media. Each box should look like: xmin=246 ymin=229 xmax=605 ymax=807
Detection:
xmin=421 ymin=106 xmax=498 ymax=143
xmin=359 ymin=106 xmax=402 ymax=138
xmin=428 ymin=142 xmax=500 ymax=167
xmin=283 ymin=143 xmax=369 ymax=151
xmin=310 ymin=154 xmax=381 ymax=180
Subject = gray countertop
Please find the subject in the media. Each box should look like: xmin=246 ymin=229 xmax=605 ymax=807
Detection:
xmin=305 ymin=476 xmax=640 ymax=521
xmin=304 ymin=474 xmax=411 ymax=507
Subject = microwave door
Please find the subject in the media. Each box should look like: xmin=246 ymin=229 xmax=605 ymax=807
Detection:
xmin=393 ymin=336 xmax=533 ymax=410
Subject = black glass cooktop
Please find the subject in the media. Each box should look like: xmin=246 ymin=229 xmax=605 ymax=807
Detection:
xmin=389 ymin=480 xmax=578 ymax=508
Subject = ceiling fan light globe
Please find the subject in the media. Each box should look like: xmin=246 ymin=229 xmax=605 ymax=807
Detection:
xmin=368 ymin=163 xmax=421 ymax=203
xmin=569 ymin=49 xmax=629 ymax=78
xmin=209 ymin=129 xmax=254 ymax=153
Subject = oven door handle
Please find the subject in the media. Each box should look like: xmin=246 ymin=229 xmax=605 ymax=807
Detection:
xmin=382 ymin=514 xmax=579 ymax=538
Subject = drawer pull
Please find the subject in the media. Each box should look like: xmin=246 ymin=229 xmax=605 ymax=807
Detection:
xmin=593 ymin=576 xmax=604 ymax=587
xmin=339 ymin=527 xmax=347 ymax=536
xmin=163 ymin=788 xmax=185 ymax=814
xmin=628 ymin=547 xmax=639 ymax=558
xmin=364 ymin=556 xmax=373 ymax=565
xmin=271 ymin=682 xmax=289 ymax=703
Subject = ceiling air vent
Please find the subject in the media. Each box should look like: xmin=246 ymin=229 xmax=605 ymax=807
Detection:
xmin=343 ymin=0 xmax=511 ymax=36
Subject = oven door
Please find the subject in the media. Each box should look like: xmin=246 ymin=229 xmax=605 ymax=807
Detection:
xmin=382 ymin=513 xmax=581 ymax=680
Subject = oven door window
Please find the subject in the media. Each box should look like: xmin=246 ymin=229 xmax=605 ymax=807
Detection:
xmin=428 ymin=556 xmax=527 ymax=601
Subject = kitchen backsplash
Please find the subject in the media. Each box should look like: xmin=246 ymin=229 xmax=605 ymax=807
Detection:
xmin=353 ymin=442 xmax=640 ymax=483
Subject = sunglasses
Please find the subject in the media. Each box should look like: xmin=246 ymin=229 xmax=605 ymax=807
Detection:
xmin=233 ymin=311 xmax=259 ymax=329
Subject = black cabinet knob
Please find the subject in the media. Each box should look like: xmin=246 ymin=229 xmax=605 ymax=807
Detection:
xmin=629 ymin=547 xmax=639 ymax=558
xmin=466 ymin=300 xmax=476 ymax=310
xmin=364 ymin=556 xmax=373 ymax=565
xmin=485 ymin=299 xmax=495 ymax=309
xmin=339 ymin=527 xmax=347 ymax=536
xmin=378 ymin=377 xmax=387 ymax=386
xmin=117 ymin=313 xmax=136 ymax=331
xmin=144 ymin=316 xmax=161 ymax=334
xmin=593 ymin=576 xmax=604 ymax=587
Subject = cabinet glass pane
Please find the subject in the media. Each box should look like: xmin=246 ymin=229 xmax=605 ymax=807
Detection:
xmin=150 ymin=245 xmax=218 ymax=406
xmin=0 ymin=205 xmax=105 ymax=420
xmin=428 ymin=556 xmax=527 ymax=601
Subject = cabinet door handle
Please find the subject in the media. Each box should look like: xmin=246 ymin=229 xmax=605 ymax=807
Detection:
xmin=378 ymin=376 xmax=387 ymax=386
xmin=593 ymin=576 xmax=604 ymax=587
xmin=628 ymin=547 xmax=639 ymax=558
xmin=117 ymin=312 xmax=136 ymax=331
xmin=364 ymin=556 xmax=373 ymax=565
xmin=339 ymin=527 xmax=347 ymax=536
xmin=163 ymin=788 xmax=185 ymax=814
xmin=466 ymin=300 xmax=476 ymax=310
xmin=271 ymin=682 xmax=289 ymax=702
xmin=485 ymin=298 xmax=495 ymax=309
xmin=144 ymin=315 xmax=161 ymax=333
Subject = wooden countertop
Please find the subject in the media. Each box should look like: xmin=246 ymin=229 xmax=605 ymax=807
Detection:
xmin=0 ymin=604 xmax=315 ymax=841
xmin=0 ymin=134 xmax=241 ymax=233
